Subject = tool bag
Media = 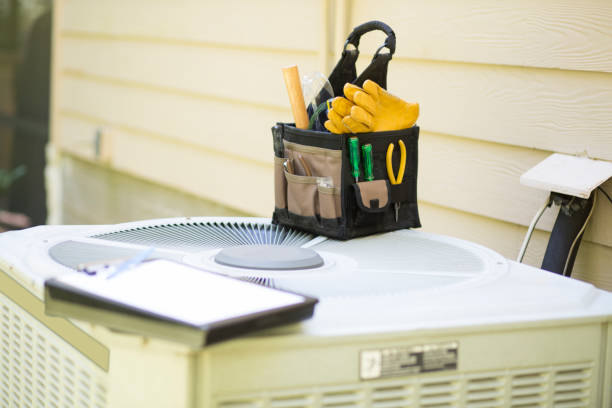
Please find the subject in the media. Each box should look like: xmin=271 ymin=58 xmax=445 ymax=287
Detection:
xmin=272 ymin=21 xmax=421 ymax=240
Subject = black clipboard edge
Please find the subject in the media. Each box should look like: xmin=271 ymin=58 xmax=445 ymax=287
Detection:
xmin=44 ymin=262 xmax=318 ymax=347
xmin=45 ymin=279 xmax=206 ymax=346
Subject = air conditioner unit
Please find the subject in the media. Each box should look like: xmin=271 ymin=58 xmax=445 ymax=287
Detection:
xmin=1 ymin=216 xmax=611 ymax=408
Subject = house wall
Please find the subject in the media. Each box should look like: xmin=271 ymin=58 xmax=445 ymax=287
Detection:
xmin=0 ymin=53 xmax=17 ymax=210
xmin=49 ymin=0 xmax=612 ymax=289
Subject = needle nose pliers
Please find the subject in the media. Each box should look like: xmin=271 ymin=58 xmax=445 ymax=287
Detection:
xmin=386 ymin=139 xmax=406 ymax=222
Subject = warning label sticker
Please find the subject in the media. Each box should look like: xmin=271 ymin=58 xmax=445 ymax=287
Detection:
xmin=360 ymin=341 xmax=458 ymax=380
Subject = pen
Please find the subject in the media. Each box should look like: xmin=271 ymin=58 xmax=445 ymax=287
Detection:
xmin=107 ymin=247 xmax=155 ymax=279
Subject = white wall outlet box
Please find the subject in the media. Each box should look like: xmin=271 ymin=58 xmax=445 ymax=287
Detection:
xmin=520 ymin=153 xmax=612 ymax=198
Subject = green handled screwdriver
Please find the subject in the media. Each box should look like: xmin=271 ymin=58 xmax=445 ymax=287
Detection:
xmin=362 ymin=144 xmax=374 ymax=181
xmin=348 ymin=137 xmax=361 ymax=183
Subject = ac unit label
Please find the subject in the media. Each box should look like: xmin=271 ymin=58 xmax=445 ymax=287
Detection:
xmin=360 ymin=341 xmax=458 ymax=380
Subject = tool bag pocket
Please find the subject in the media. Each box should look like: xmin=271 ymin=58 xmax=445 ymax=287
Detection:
xmin=272 ymin=123 xmax=420 ymax=239
xmin=283 ymin=141 xmax=343 ymax=188
xmin=318 ymin=185 xmax=341 ymax=220
xmin=285 ymin=171 xmax=319 ymax=217
xmin=274 ymin=156 xmax=287 ymax=209
xmin=344 ymin=128 xmax=420 ymax=236
xmin=273 ymin=125 xmax=344 ymax=234
xmin=353 ymin=180 xmax=390 ymax=213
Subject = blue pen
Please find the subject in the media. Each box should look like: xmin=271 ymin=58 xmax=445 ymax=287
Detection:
xmin=106 ymin=247 xmax=155 ymax=280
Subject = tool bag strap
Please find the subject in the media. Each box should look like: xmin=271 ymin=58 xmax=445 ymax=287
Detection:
xmin=327 ymin=20 xmax=396 ymax=96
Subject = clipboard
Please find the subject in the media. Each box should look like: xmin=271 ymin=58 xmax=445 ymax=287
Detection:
xmin=44 ymin=259 xmax=317 ymax=347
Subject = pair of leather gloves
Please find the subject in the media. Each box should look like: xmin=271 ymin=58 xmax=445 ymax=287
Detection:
xmin=324 ymin=80 xmax=419 ymax=134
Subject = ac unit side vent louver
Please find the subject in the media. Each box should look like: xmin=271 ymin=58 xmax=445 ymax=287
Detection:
xmin=371 ymin=384 xmax=412 ymax=408
xmin=465 ymin=400 xmax=502 ymax=408
xmin=552 ymin=367 xmax=591 ymax=408
xmin=509 ymin=370 xmax=547 ymax=407
xmin=418 ymin=379 xmax=458 ymax=407
xmin=466 ymin=375 xmax=504 ymax=406
xmin=90 ymin=222 xmax=314 ymax=252
xmin=215 ymin=363 xmax=593 ymax=408
xmin=320 ymin=389 xmax=361 ymax=407
xmin=0 ymin=292 xmax=107 ymax=408
xmin=217 ymin=401 xmax=259 ymax=408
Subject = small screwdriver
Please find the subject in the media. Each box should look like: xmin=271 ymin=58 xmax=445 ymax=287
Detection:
xmin=348 ymin=137 xmax=361 ymax=183
xmin=362 ymin=144 xmax=374 ymax=181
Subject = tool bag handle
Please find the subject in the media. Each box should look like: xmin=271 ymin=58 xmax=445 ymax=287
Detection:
xmin=345 ymin=20 xmax=396 ymax=54
xmin=327 ymin=20 xmax=396 ymax=96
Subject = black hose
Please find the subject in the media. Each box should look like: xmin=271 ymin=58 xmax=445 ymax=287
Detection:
xmin=541 ymin=193 xmax=594 ymax=276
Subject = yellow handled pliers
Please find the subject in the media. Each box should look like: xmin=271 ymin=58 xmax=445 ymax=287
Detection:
xmin=386 ymin=140 xmax=406 ymax=221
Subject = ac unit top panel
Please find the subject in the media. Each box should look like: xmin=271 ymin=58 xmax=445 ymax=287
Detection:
xmin=1 ymin=217 xmax=611 ymax=342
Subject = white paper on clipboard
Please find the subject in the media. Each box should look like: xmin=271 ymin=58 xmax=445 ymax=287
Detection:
xmin=54 ymin=259 xmax=307 ymax=327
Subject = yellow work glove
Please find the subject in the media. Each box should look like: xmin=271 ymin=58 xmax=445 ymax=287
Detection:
xmin=324 ymin=97 xmax=354 ymax=134
xmin=324 ymin=80 xmax=419 ymax=134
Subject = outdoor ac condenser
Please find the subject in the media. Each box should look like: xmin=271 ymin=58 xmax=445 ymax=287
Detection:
xmin=0 ymin=216 xmax=611 ymax=408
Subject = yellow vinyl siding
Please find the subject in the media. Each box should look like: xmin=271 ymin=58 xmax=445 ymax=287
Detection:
xmin=58 ymin=112 xmax=275 ymax=216
xmin=352 ymin=0 xmax=612 ymax=73
xmin=377 ymin=60 xmax=612 ymax=161
xmin=60 ymin=0 xmax=320 ymax=52
xmin=60 ymin=36 xmax=315 ymax=110
xmin=419 ymin=132 xmax=612 ymax=248
xmin=58 ymin=75 xmax=282 ymax=163
xmin=50 ymin=0 xmax=612 ymax=289
xmin=60 ymin=157 xmax=249 ymax=225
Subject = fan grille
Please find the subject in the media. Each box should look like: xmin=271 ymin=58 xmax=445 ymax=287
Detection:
xmin=90 ymin=221 xmax=315 ymax=252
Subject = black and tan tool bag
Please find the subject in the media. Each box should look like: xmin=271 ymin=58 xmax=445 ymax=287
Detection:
xmin=271 ymin=21 xmax=421 ymax=240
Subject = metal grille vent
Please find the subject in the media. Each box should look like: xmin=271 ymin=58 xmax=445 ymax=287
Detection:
xmin=320 ymin=387 xmax=361 ymax=407
xmin=215 ymin=363 xmax=592 ymax=408
xmin=553 ymin=366 xmax=591 ymax=407
xmin=370 ymin=382 xmax=413 ymax=407
xmin=465 ymin=376 xmax=504 ymax=407
xmin=0 ymin=292 xmax=107 ymax=408
xmin=419 ymin=379 xmax=458 ymax=407
xmin=510 ymin=371 xmax=548 ymax=407
xmin=269 ymin=394 xmax=310 ymax=408
xmin=90 ymin=221 xmax=314 ymax=252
